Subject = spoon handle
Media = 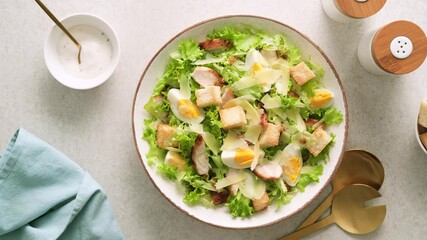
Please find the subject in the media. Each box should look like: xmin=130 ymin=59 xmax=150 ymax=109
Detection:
xmin=279 ymin=215 xmax=335 ymax=240
xmin=297 ymin=193 xmax=334 ymax=229
xmin=34 ymin=0 xmax=81 ymax=47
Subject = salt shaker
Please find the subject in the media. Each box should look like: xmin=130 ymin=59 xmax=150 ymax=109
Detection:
xmin=322 ymin=0 xmax=387 ymax=23
xmin=358 ymin=20 xmax=427 ymax=75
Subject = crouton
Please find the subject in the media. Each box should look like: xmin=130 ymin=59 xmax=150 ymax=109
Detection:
xmin=420 ymin=132 xmax=427 ymax=150
xmin=219 ymin=106 xmax=247 ymax=129
xmin=190 ymin=66 xmax=223 ymax=87
xmin=156 ymin=124 xmax=179 ymax=148
xmin=418 ymin=100 xmax=427 ymax=128
xmin=306 ymin=127 xmax=332 ymax=157
xmin=290 ymin=62 xmax=316 ymax=85
xmin=259 ymin=123 xmax=283 ymax=148
xmin=195 ymin=86 xmax=222 ymax=107
xmin=252 ymin=192 xmax=270 ymax=212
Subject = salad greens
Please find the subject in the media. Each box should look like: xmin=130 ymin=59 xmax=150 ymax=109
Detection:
xmin=143 ymin=26 xmax=343 ymax=218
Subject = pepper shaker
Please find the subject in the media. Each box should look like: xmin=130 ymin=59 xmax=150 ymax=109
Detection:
xmin=322 ymin=0 xmax=387 ymax=23
xmin=358 ymin=20 xmax=427 ymax=75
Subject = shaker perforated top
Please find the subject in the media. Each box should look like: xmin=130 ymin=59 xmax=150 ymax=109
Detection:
xmin=335 ymin=0 xmax=387 ymax=18
xmin=372 ymin=20 xmax=427 ymax=74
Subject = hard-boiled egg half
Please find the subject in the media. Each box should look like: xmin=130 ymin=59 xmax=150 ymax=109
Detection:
xmin=310 ymin=89 xmax=334 ymax=108
xmin=167 ymin=88 xmax=205 ymax=124
xmin=221 ymin=148 xmax=264 ymax=169
xmin=245 ymin=49 xmax=281 ymax=92
xmin=280 ymin=143 xmax=303 ymax=186
xmin=245 ymin=49 xmax=270 ymax=73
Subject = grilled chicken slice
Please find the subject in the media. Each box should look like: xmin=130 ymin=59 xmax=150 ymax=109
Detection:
xmin=191 ymin=66 xmax=224 ymax=88
xmin=191 ymin=135 xmax=209 ymax=175
xmin=211 ymin=189 xmax=230 ymax=205
xmin=260 ymin=112 xmax=268 ymax=129
xmin=253 ymin=161 xmax=283 ymax=181
xmin=220 ymin=87 xmax=235 ymax=107
xmin=199 ymin=39 xmax=232 ymax=52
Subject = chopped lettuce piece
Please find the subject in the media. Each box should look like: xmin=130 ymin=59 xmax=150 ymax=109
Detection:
xmin=323 ymin=108 xmax=344 ymax=126
xmin=266 ymin=180 xmax=292 ymax=208
xmin=296 ymin=165 xmax=323 ymax=192
xmin=226 ymin=192 xmax=255 ymax=218
xmin=157 ymin=163 xmax=178 ymax=180
xmin=171 ymin=39 xmax=205 ymax=62
xmin=174 ymin=130 xmax=198 ymax=161
xmin=143 ymin=118 xmax=167 ymax=166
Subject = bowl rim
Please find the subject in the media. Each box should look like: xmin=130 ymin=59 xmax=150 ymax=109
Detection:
xmin=416 ymin=108 xmax=427 ymax=154
xmin=131 ymin=14 xmax=349 ymax=229
xmin=43 ymin=13 xmax=121 ymax=90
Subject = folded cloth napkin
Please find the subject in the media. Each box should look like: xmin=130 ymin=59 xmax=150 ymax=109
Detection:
xmin=0 ymin=129 xmax=124 ymax=240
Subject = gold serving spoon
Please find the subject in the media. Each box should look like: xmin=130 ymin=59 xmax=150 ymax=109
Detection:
xmin=297 ymin=149 xmax=384 ymax=229
xmin=35 ymin=0 xmax=82 ymax=64
xmin=281 ymin=184 xmax=386 ymax=240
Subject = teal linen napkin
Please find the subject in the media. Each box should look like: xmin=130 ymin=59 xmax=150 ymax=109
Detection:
xmin=0 ymin=129 xmax=124 ymax=240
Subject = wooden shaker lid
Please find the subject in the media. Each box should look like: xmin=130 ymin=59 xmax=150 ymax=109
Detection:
xmin=335 ymin=0 xmax=387 ymax=18
xmin=372 ymin=20 xmax=427 ymax=74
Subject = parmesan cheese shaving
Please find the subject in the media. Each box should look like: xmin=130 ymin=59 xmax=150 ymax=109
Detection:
xmin=239 ymin=170 xmax=266 ymax=200
xmin=244 ymin=124 xmax=262 ymax=144
xmin=261 ymin=95 xmax=282 ymax=109
xmin=179 ymin=75 xmax=191 ymax=99
xmin=221 ymin=131 xmax=249 ymax=151
xmin=250 ymin=141 xmax=261 ymax=171
xmin=190 ymin=124 xmax=220 ymax=154
xmin=215 ymin=170 xmax=246 ymax=190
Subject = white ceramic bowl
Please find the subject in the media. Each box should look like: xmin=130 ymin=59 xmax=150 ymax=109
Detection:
xmin=132 ymin=15 xmax=348 ymax=229
xmin=44 ymin=13 xmax=120 ymax=90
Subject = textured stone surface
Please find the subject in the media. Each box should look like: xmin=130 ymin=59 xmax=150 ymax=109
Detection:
xmin=0 ymin=1 xmax=426 ymax=239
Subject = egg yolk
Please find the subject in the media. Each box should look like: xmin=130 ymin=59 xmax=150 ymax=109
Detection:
xmin=178 ymin=99 xmax=201 ymax=119
xmin=235 ymin=148 xmax=255 ymax=166
xmin=251 ymin=62 xmax=263 ymax=75
xmin=310 ymin=90 xmax=333 ymax=108
xmin=283 ymin=157 xmax=302 ymax=183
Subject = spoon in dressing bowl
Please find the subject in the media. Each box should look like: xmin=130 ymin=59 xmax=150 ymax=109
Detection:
xmin=297 ymin=149 xmax=385 ymax=229
xmin=281 ymin=184 xmax=386 ymax=240
xmin=35 ymin=0 xmax=82 ymax=64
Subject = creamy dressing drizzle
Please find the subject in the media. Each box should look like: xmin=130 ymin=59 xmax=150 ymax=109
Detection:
xmin=57 ymin=25 xmax=112 ymax=79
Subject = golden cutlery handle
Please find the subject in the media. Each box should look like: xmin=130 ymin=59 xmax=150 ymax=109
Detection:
xmin=35 ymin=0 xmax=82 ymax=63
xmin=297 ymin=193 xmax=334 ymax=229
xmin=280 ymin=215 xmax=335 ymax=240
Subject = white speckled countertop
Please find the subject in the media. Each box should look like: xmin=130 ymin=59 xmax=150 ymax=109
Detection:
xmin=1 ymin=1 xmax=426 ymax=239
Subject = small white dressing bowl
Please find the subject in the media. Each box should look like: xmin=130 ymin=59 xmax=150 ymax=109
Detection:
xmin=44 ymin=13 xmax=120 ymax=90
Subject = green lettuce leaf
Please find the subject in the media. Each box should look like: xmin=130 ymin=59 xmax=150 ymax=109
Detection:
xmin=202 ymin=106 xmax=225 ymax=142
xmin=157 ymin=163 xmax=178 ymax=180
xmin=171 ymin=39 xmax=205 ymax=62
xmin=142 ymin=118 xmax=167 ymax=166
xmin=323 ymin=108 xmax=344 ymax=126
xmin=226 ymin=192 xmax=254 ymax=218
xmin=174 ymin=129 xmax=198 ymax=161
xmin=266 ymin=181 xmax=292 ymax=208
xmin=181 ymin=169 xmax=210 ymax=204
xmin=296 ymin=165 xmax=324 ymax=192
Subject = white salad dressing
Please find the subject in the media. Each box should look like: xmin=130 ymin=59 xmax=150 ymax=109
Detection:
xmin=57 ymin=25 xmax=112 ymax=79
